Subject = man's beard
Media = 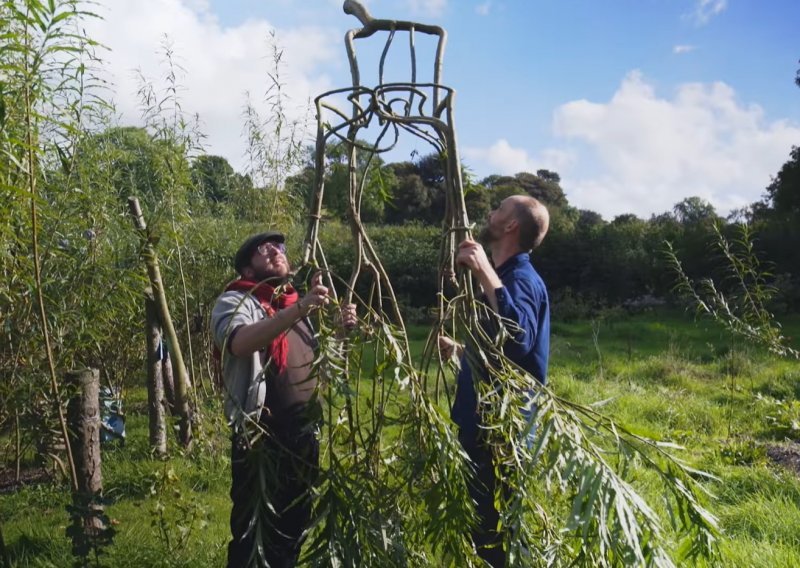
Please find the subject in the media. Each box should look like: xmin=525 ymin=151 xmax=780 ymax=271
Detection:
xmin=252 ymin=264 xmax=290 ymax=285
xmin=477 ymin=224 xmax=496 ymax=245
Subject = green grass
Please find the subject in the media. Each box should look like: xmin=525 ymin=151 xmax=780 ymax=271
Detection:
xmin=548 ymin=310 xmax=800 ymax=565
xmin=3 ymin=309 xmax=800 ymax=566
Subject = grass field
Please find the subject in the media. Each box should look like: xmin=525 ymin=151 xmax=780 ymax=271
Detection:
xmin=2 ymin=310 xmax=800 ymax=566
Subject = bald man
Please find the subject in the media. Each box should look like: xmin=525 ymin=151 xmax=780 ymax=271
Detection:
xmin=440 ymin=195 xmax=551 ymax=567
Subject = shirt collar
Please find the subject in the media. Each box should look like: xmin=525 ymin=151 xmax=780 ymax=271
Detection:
xmin=495 ymin=251 xmax=530 ymax=277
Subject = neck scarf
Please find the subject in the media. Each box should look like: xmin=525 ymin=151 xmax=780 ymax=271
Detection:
xmin=219 ymin=278 xmax=299 ymax=375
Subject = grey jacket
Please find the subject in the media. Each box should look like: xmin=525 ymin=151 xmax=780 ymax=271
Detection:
xmin=210 ymin=290 xmax=269 ymax=425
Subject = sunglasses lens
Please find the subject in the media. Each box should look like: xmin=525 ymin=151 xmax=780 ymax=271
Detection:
xmin=259 ymin=241 xmax=285 ymax=255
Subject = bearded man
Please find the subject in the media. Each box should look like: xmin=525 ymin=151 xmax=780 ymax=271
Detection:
xmin=439 ymin=195 xmax=551 ymax=567
xmin=211 ymin=231 xmax=355 ymax=568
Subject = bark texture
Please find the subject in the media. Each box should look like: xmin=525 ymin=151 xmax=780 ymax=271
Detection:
xmin=145 ymin=290 xmax=168 ymax=457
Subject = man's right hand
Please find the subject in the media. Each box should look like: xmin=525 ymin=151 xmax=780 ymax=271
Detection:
xmin=438 ymin=335 xmax=462 ymax=361
xmin=456 ymin=238 xmax=502 ymax=311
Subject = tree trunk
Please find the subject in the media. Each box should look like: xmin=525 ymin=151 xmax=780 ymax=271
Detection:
xmin=162 ymin=351 xmax=177 ymax=415
xmin=0 ymin=520 xmax=9 ymax=568
xmin=145 ymin=290 xmax=168 ymax=457
xmin=127 ymin=196 xmax=192 ymax=448
xmin=65 ymin=369 xmax=104 ymax=534
xmin=14 ymin=412 xmax=20 ymax=483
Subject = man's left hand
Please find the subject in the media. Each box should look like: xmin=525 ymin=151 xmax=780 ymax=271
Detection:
xmin=340 ymin=303 xmax=357 ymax=330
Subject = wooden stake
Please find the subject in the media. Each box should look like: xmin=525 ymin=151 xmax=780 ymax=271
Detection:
xmin=145 ymin=289 xmax=168 ymax=457
xmin=65 ymin=369 xmax=104 ymax=533
xmin=127 ymin=197 xmax=193 ymax=447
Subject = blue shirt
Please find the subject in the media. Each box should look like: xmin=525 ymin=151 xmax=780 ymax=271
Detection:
xmin=450 ymin=252 xmax=550 ymax=433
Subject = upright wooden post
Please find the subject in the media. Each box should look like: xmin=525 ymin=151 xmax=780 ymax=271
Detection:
xmin=14 ymin=412 xmax=20 ymax=483
xmin=0 ymin=520 xmax=9 ymax=568
xmin=127 ymin=196 xmax=193 ymax=448
xmin=145 ymin=289 xmax=168 ymax=457
xmin=162 ymin=343 xmax=177 ymax=415
xmin=65 ymin=369 xmax=104 ymax=532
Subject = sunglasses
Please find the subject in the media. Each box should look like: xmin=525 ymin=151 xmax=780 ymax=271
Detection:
xmin=256 ymin=241 xmax=286 ymax=256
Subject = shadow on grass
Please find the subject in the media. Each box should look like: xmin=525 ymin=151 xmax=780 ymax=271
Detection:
xmin=6 ymin=533 xmax=66 ymax=565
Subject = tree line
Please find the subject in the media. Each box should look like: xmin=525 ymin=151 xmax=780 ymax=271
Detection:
xmin=186 ymin=135 xmax=800 ymax=318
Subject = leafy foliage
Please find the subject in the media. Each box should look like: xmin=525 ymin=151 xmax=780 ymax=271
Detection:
xmin=667 ymin=223 xmax=799 ymax=359
xmin=3 ymin=2 xmax=798 ymax=567
xmin=764 ymin=145 xmax=800 ymax=219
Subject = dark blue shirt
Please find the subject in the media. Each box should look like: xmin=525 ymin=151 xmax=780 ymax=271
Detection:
xmin=450 ymin=252 xmax=550 ymax=433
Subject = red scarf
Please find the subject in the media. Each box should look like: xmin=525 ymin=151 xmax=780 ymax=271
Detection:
xmin=214 ymin=279 xmax=299 ymax=379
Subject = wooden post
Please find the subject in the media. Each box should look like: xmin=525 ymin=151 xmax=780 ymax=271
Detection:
xmin=65 ymin=369 xmax=104 ymax=533
xmin=14 ymin=411 xmax=20 ymax=483
xmin=0 ymin=520 xmax=8 ymax=568
xmin=145 ymin=289 xmax=168 ymax=457
xmin=162 ymin=351 xmax=177 ymax=415
xmin=127 ymin=196 xmax=192 ymax=447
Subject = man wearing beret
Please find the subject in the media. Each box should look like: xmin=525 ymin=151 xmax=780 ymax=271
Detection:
xmin=211 ymin=231 xmax=356 ymax=568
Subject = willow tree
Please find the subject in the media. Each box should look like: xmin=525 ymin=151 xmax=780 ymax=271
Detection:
xmin=0 ymin=0 xmax=147 ymax=487
xmin=0 ymin=0 xmax=108 ymax=490
xmin=223 ymin=2 xmax=721 ymax=566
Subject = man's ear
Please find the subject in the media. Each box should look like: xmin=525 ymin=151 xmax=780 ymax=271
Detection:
xmin=504 ymin=218 xmax=519 ymax=234
xmin=241 ymin=266 xmax=253 ymax=280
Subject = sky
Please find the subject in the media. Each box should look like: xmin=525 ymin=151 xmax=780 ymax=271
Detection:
xmin=83 ymin=0 xmax=800 ymax=220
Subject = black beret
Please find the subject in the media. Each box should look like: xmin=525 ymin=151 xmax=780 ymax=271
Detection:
xmin=233 ymin=231 xmax=285 ymax=274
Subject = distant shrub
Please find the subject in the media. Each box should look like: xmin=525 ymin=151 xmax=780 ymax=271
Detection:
xmin=551 ymin=287 xmax=597 ymax=322
xmin=622 ymin=294 xmax=667 ymax=313
xmin=318 ymin=222 xmax=440 ymax=315
xmin=768 ymin=272 xmax=800 ymax=315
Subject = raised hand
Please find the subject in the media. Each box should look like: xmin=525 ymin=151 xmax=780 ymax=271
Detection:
xmin=340 ymin=303 xmax=358 ymax=330
xmin=299 ymin=271 xmax=331 ymax=315
xmin=437 ymin=335 xmax=462 ymax=361
xmin=456 ymin=238 xmax=492 ymax=277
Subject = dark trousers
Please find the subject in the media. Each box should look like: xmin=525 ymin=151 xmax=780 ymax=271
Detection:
xmin=459 ymin=428 xmax=508 ymax=568
xmin=228 ymin=420 xmax=319 ymax=568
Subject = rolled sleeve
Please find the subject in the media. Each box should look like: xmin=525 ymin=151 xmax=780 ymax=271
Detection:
xmin=211 ymin=292 xmax=258 ymax=352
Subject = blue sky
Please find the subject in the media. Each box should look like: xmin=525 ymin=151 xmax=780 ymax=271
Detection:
xmin=86 ymin=0 xmax=800 ymax=219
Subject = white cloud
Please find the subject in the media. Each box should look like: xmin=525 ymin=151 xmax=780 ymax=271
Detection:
xmin=687 ymin=0 xmax=727 ymax=26
xmin=673 ymin=44 xmax=697 ymax=54
xmin=463 ymin=139 xmax=575 ymax=178
xmin=549 ymin=70 xmax=800 ymax=218
xmin=84 ymin=0 xmax=342 ymax=172
xmin=475 ymin=1 xmax=492 ymax=16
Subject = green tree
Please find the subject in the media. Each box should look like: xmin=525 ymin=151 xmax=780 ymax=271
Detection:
xmin=673 ymin=196 xmax=718 ymax=225
xmin=517 ymin=170 xmax=568 ymax=208
xmin=304 ymin=140 xmax=396 ymax=223
xmin=415 ymin=152 xmax=447 ymax=187
xmin=795 ymin=58 xmax=800 ymax=89
xmin=587 ymin=215 xmax=651 ymax=301
xmin=765 ymin=146 xmax=800 ymax=218
xmin=464 ymin=182 xmax=491 ymax=223
xmin=190 ymin=154 xmax=252 ymax=204
xmin=385 ymin=173 xmax=430 ymax=224
xmin=482 ymin=171 xmax=568 ymax=209
xmin=577 ymin=209 xmax=605 ymax=231
xmin=489 ymin=183 xmax=527 ymax=209
xmin=82 ymin=126 xmax=190 ymax=210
